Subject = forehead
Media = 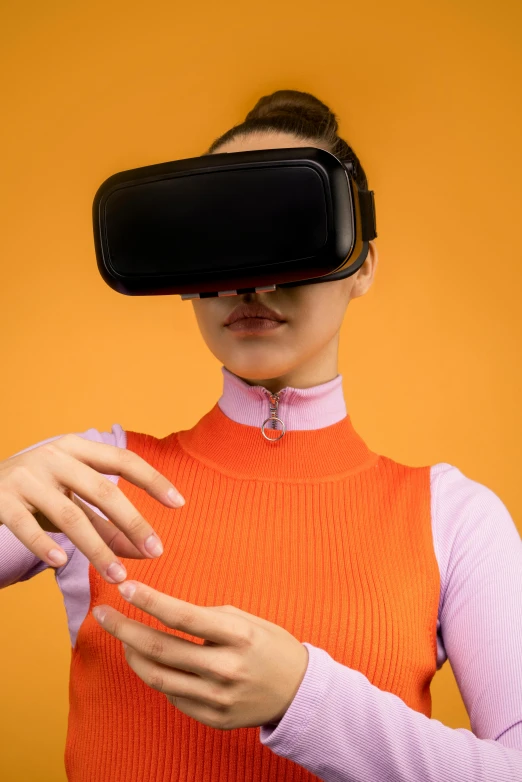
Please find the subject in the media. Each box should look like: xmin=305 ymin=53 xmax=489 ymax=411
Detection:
xmin=214 ymin=131 xmax=324 ymax=154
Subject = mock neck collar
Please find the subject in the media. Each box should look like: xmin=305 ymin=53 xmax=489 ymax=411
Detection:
xmin=217 ymin=365 xmax=348 ymax=431
xmin=175 ymin=366 xmax=378 ymax=480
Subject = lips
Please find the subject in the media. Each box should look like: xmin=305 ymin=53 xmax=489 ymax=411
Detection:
xmin=224 ymin=302 xmax=285 ymax=326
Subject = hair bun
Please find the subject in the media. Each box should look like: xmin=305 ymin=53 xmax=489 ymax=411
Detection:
xmin=205 ymin=88 xmax=369 ymax=192
xmin=245 ymin=89 xmax=338 ymax=134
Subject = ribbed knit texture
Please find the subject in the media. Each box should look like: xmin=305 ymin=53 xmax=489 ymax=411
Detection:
xmin=65 ymin=402 xmax=440 ymax=782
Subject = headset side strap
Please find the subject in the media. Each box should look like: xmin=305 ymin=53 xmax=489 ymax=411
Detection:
xmin=358 ymin=189 xmax=377 ymax=240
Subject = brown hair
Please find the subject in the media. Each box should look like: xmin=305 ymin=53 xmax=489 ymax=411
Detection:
xmin=204 ymin=88 xmax=369 ymax=192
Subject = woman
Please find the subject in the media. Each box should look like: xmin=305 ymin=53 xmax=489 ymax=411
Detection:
xmin=1 ymin=89 xmax=521 ymax=781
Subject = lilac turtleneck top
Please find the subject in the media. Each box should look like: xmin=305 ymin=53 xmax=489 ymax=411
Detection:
xmin=1 ymin=366 xmax=521 ymax=781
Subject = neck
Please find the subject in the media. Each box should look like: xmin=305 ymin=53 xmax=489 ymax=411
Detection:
xmin=224 ymin=335 xmax=340 ymax=394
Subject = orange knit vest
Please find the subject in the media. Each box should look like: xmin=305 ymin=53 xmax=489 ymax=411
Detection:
xmin=64 ymin=404 xmax=440 ymax=781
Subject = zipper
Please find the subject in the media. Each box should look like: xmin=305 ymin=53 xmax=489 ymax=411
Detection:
xmin=260 ymin=389 xmax=286 ymax=442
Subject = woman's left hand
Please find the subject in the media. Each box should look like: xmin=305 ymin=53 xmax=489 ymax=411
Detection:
xmin=92 ymin=581 xmax=309 ymax=730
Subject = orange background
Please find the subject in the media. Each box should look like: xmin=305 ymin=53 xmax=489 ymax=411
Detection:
xmin=1 ymin=0 xmax=521 ymax=779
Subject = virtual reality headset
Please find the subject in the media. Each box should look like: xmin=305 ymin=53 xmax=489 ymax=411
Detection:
xmin=92 ymin=146 xmax=377 ymax=300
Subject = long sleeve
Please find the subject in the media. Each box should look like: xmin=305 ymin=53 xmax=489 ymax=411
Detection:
xmin=0 ymin=424 xmax=125 ymax=589
xmin=259 ymin=465 xmax=522 ymax=781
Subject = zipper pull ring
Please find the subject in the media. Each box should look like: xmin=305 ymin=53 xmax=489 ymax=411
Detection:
xmin=261 ymin=392 xmax=286 ymax=442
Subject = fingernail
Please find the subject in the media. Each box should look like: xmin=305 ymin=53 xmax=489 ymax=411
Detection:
xmin=118 ymin=581 xmax=136 ymax=600
xmin=106 ymin=561 xmax=127 ymax=582
xmin=167 ymin=488 xmax=185 ymax=507
xmin=144 ymin=534 xmax=163 ymax=556
xmin=93 ymin=606 xmax=107 ymax=623
xmin=48 ymin=548 xmax=67 ymax=566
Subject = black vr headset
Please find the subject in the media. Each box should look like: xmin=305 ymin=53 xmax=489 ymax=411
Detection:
xmin=92 ymin=146 xmax=377 ymax=300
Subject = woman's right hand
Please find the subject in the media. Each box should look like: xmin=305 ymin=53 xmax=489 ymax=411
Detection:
xmin=0 ymin=434 xmax=185 ymax=584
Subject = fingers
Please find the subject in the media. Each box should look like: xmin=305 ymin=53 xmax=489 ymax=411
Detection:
xmin=0 ymin=489 xmax=72 ymax=569
xmin=71 ymin=493 xmax=144 ymax=560
xmin=0 ymin=434 xmax=186 ymax=583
